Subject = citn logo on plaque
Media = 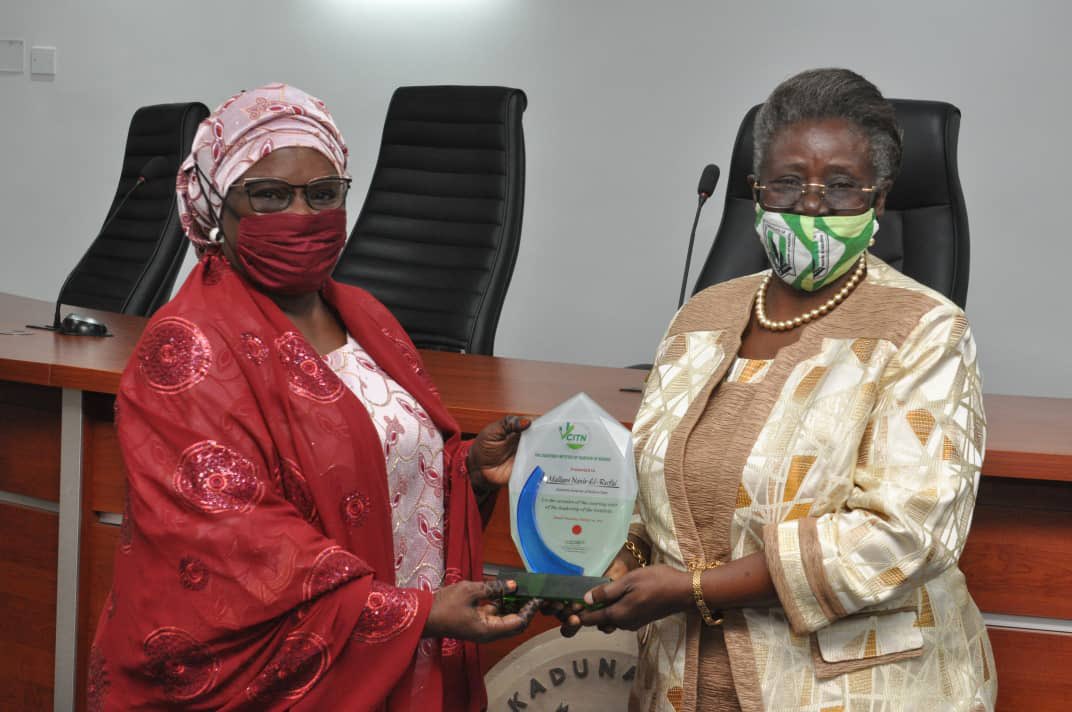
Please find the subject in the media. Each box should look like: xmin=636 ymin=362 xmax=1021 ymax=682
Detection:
xmin=484 ymin=627 xmax=638 ymax=711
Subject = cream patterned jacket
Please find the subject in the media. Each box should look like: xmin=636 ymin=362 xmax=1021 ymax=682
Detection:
xmin=629 ymin=259 xmax=996 ymax=711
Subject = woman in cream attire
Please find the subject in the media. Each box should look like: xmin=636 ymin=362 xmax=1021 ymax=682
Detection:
xmin=566 ymin=68 xmax=996 ymax=711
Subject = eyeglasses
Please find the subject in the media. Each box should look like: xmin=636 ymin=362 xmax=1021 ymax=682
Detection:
xmin=230 ymin=176 xmax=352 ymax=213
xmin=753 ymin=179 xmax=878 ymax=212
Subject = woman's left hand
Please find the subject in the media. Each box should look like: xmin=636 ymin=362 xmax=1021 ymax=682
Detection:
xmin=467 ymin=415 xmax=532 ymax=490
xmin=574 ymin=565 xmax=693 ymax=632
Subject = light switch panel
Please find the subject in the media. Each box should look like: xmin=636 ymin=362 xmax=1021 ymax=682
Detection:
xmin=0 ymin=39 xmax=24 ymax=73
xmin=30 ymin=46 xmax=57 ymax=76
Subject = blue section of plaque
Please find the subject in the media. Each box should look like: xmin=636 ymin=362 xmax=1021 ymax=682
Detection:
xmin=517 ymin=466 xmax=583 ymax=575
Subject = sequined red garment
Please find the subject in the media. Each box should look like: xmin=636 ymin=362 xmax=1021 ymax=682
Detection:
xmin=118 ymin=489 xmax=133 ymax=554
xmin=178 ymin=556 xmax=209 ymax=591
xmin=352 ymin=581 xmax=421 ymax=644
xmin=280 ymin=458 xmax=318 ymax=522
xmin=245 ymin=631 xmax=330 ymax=702
xmin=435 ymin=569 xmax=464 ymax=658
xmin=276 ymin=330 xmax=345 ymax=403
xmin=137 ymin=317 xmax=212 ymax=394
xmin=303 ymin=545 xmax=370 ymax=601
xmin=143 ymin=627 xmax=221 ymax=702
xmin=173 ymin=440 xmax=265 ymax=514
xmin=86 ymin=645 xmax=109 ymax=712
xmin=440 ymin=636 xmax=461 ymax=657
xmin=93 ymin=255 xmax=487 ymax=711
xmin=341 ymin=490 xmax=371 ymax=527
xmin=203 ymin=258 xmax=224 ymax=284
xmin=383 ymin=326 xmax=443 ymax=397
xmin=240 ymin=331 xmax=270 ymax=365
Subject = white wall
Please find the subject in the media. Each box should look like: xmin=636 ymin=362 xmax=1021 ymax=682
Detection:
xmin=1 ymin=0 xmax=1068 ymax=397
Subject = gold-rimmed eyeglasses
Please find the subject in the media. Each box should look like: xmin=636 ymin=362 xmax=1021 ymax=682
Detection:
xmin=753 ymin=179 xmax=878 ymax=212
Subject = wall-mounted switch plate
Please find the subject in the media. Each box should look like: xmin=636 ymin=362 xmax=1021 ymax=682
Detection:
xmin=0 ymin=39 xmax=24 ymax=73
xmin=30 ymin=46 xmax=57 ymax=76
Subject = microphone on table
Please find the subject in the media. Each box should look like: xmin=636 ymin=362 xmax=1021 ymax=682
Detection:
xmin=28 ymin=156 xmax=174 ymax=337
xmin=676 ymin=163 xmax=720 ymax=309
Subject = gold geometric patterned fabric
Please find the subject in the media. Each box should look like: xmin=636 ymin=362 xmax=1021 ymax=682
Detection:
xmin=630 ymin=329 xmax=727 ymax=711
xmin=629 ymin=259 xmax=997 ymax=711
xmin=727 ymin=357 xmax=773 ymax=384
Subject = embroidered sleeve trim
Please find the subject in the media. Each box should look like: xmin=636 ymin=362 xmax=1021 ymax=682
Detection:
xmin=352 ymin=581 xmax=422 ymax=644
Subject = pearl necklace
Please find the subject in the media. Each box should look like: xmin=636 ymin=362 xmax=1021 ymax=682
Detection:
xmin=755 ymin=255 xmax=867 ymax=332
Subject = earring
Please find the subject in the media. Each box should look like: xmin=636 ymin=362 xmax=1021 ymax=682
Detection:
xmin=868 ymin=237 xmax=876 ymax=247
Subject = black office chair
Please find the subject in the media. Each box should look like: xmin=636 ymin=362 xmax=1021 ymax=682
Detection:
xmin=693 ymin=99 xmax=970 ymax=307
xmin=333 ymin=86 xmax=527 ymax=354
xmin=58 ymin=102 xmax=209 ymax=317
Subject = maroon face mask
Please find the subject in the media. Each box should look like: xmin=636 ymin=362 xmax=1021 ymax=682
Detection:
xmin=234 ymin=209 xmax=347 ymax=295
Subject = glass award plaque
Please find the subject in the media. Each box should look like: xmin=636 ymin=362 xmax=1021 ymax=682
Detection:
xmin=497 ymin=393 xmax=637 ymax=602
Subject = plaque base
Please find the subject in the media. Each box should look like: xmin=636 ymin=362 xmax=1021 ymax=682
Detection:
xmin=486 ymin=563 xmax=609 ymax=605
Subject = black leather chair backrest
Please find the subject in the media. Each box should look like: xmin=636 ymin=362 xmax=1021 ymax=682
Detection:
xmin=692 ymin=99 xmax=970 ymax=307
xmin=334 ymin=86 xmax=527 ymax=354
xmin=59 ymin=102 xmax=209 ymax=316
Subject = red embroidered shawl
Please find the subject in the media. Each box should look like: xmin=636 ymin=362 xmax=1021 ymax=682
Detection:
xmin=90 ymin=254 xmax=486 ymax=711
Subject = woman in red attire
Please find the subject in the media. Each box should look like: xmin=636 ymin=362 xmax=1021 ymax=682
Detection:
xmin=89 ymin=83 xmax=536 ymax=711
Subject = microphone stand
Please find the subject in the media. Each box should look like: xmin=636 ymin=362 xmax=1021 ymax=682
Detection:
xmin=677 ymin=192 xmax=710 ymax=309
xmin=28 ymin=175 xmax=148 ymax=334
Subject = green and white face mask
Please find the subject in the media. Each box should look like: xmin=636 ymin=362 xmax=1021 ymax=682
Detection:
xmin=754 ymin=205 xmax=877 ymax=292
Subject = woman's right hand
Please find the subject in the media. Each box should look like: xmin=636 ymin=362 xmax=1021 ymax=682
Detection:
xmin=423 ymin=579 xmax=538 ymax=643
xmin=554 ymin=545 xmax=641 ymax=637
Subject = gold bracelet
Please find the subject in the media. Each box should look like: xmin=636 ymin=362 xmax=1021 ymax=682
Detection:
xmin=690 ymin=561 xmax=723 ymax=627
xmin=623 ymin=540 xmax=648 ymax=568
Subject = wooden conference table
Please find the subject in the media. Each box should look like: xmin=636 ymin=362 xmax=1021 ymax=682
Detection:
xmin=0 ymin=291 xmax=1069 ymax=711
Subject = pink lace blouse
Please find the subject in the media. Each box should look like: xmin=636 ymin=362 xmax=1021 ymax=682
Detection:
xmin=325 ymin=334 xmax=446 ymax=593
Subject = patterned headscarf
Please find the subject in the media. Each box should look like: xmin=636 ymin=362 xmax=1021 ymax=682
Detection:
xmin=177 ymin=83 xmax=349 ymax=248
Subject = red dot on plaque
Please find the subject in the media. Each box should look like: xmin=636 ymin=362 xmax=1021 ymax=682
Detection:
xmin=572 ymin=525 xmax=582 ymax=535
